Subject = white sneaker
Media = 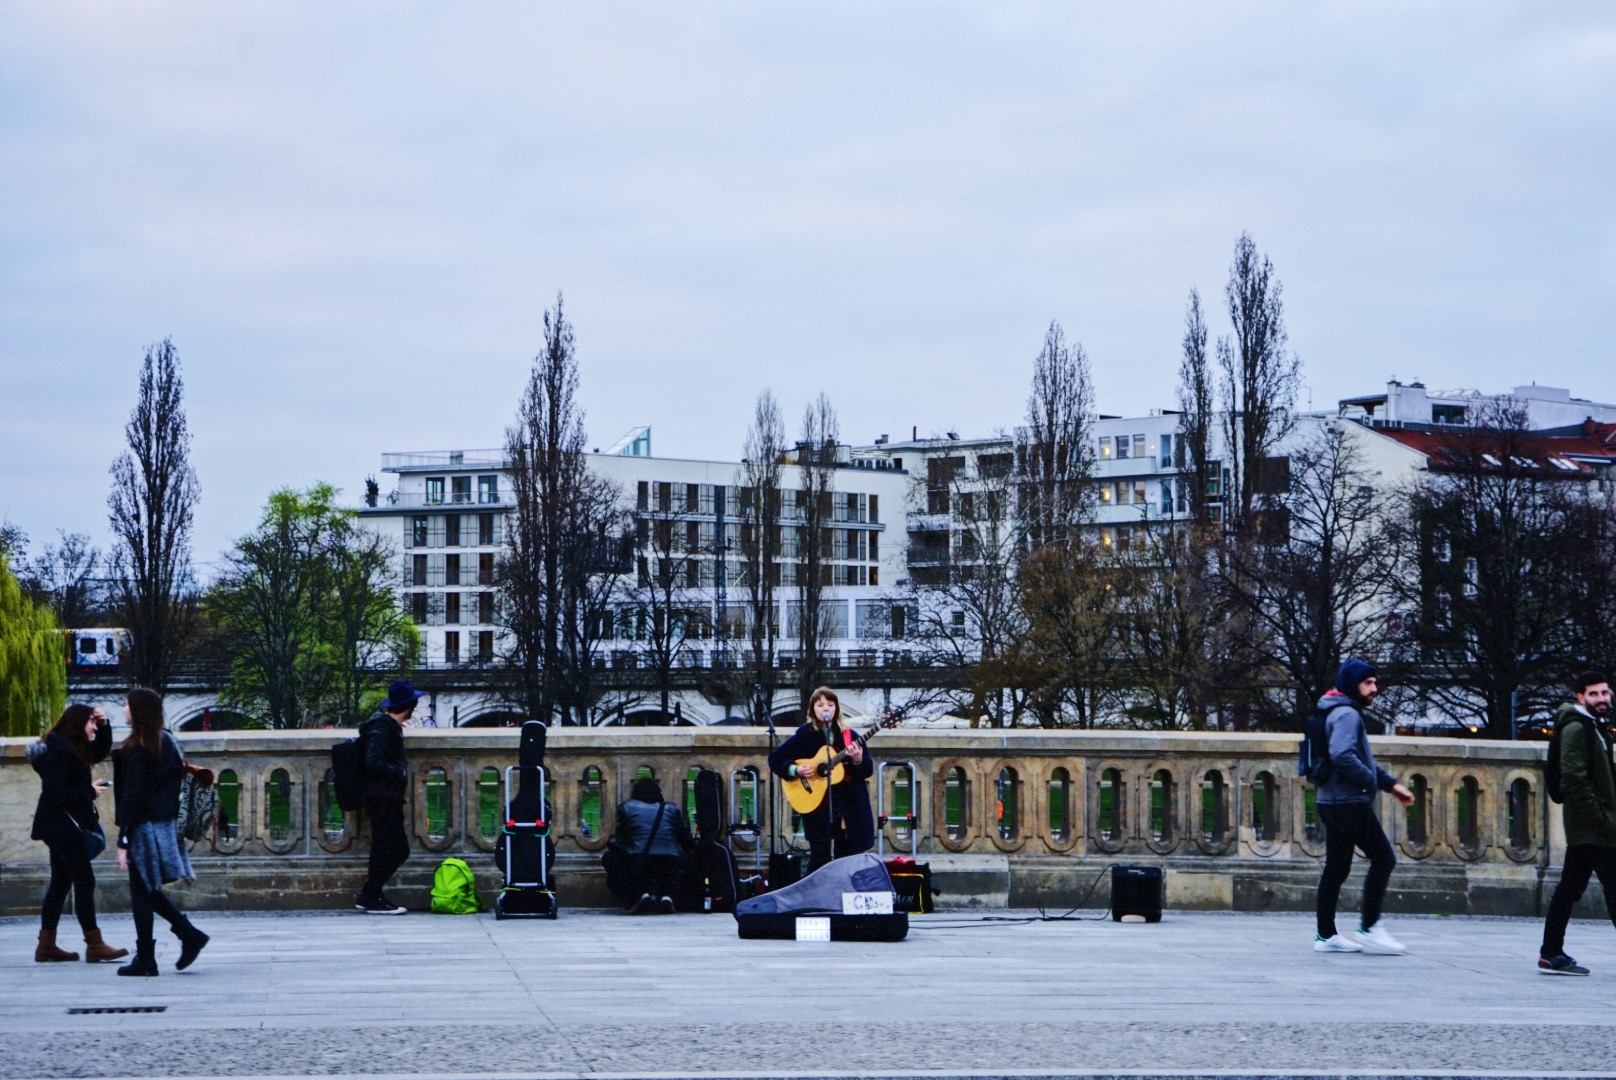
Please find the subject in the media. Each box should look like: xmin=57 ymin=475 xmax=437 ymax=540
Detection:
xmin=1314 ymin=934 xmax=1363 ymax=953
xmin=1355 ymin=923 xmax=1407 ymax=955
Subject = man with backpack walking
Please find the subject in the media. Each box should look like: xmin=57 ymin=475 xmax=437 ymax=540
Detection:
xmin=1538 ymin=671 xmax=1615 ymax=975
xmin=354 ymin=681 xmax=421 ymax=915
xmin=1311 ymin=658 xmax=1415 ymax=955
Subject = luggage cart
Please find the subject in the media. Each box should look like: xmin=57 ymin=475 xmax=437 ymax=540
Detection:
xmin=494 ymin=721 xmax=557 ymax=920
xmin=729 ymin=767 xmax=767 ymax=900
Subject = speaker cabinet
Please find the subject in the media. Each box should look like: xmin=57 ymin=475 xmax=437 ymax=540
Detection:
xmin=1111 ymin=864 xmax=1163 ymax=922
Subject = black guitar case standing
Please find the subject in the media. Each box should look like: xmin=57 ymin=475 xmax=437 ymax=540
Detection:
xmin=734 ymin=853 xmax=908 ymax=941
xmin=688 ymin=768 xmax=740 ymax=912
xmin=495 ymin=720 xmax=557 ymax=919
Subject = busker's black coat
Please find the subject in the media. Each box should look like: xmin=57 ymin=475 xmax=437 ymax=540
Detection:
xmin=769 ymin=721 xmax=875 ymax=851
xmin=30 ymin=722 xmax=113 ymax=843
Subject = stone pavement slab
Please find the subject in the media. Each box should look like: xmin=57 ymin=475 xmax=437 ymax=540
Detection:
xmin=3 ymin=908 xmax=1616 ymax=1079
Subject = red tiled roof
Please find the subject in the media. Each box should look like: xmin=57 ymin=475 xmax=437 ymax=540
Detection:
xmin=1369 ymin=426 xmax=1613 ymax=476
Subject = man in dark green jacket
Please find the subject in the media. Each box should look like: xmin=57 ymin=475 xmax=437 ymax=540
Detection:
xmin=1539 ymin=670 xmax=1615 ymax=975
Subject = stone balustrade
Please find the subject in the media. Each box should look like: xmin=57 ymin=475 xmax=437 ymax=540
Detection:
xmin=1 ymin=728 xmax=1575 ymax=917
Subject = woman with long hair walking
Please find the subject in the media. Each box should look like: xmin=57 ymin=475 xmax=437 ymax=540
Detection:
xmin=113 ymin=687 xmax=209 ymax=976
xmin=28 ymin=703 xmax=129 ymax=964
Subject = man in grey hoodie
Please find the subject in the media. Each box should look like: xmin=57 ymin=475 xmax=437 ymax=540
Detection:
xmin=1313 ymin=658 xmax=1414 ymax=954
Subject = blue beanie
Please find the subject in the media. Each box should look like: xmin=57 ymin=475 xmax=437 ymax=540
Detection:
xmin=1336 ymin=658 xmax=1378 ymax=697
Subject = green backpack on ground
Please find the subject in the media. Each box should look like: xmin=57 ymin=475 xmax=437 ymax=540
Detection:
xmin=431 ymin=857 xmax=485 ymax=914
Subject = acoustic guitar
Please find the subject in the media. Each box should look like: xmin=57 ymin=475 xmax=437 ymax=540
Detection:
xmin=783 ymin=709 xmax=905 ymax=815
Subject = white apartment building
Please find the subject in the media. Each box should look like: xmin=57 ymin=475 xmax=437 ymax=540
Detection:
xmin=1340 ymin=380 xmax=1616 ymax=430
xmin=357 ymin=435 xmax=913 ymax=682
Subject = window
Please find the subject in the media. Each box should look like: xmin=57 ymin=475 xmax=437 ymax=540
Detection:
xmin=1463 ymin=557 xmax=1478 ymax=597
xmin=451 ymin=476 xmax=471 ymax=505
xmin=1098 ymin=436 xmax=1114 ymax=459
xmin=478 ymin=592 xmax=494 ymax=623
xmin=445 ymin=553 xmax=461 ymax=586
xmin=411 ymin=593 xmax=428 ymax=624
xmin=476 ymin=630 xmax=494 ymax=662
xmin=477 ymin=475 xmax=499 ymax=503
xmin=425 ymin=477 xmax=445 ymax=505
xmin=1160 ymin=434 xmax=1173 ymax=463
xmin=412 ymin=516 xmax=429 ymax=547
xmin=869 ymin=494 xmax=879 ymax=523
xmin=445 ymin=592 xmax=461 ymax=624
xmin=478 ymin=513 xmax=495 ymax=546
xmin=444 ymin=631 xmax=460 ymax=666
xmin=656 ymin=481 xmax=672 ymax=511
xmin=1100 ymin=484 xmax=1114 ymax=505
xmin=412 ymin=554 xmax=428 ymax=586
xmin=1115 ymin=436 xmax=1130 ymax=460
xmin=1159 ymin=479 xmax=1174 ymax=513
xmin=445 ymin=514 xmax=461 ymax=547
xmin=478 ymin=552 xmax=494 ymax=585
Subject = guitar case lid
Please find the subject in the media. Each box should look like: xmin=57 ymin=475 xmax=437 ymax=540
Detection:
xmin=734 ymin=852 xmax=892 ymax=917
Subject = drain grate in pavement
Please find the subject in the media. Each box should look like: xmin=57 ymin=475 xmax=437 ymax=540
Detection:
xmin=68 ymin=1006 xmax=168 ymax=1014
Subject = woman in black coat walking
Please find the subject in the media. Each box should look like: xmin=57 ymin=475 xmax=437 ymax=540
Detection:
xmin=113 ymin=687 xmax=209 ymax=976
xmin=28 ymin=703 xmax=129 ymax=964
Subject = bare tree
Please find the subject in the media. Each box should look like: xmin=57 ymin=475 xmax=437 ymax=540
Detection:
xmin=1011 ymin=537 xmax=1123 ymax=728
xmin=108 ymin=338 xmax=199 ymax=692
xmin=1176 ymin=289 xmax=1217 ymax=525
xmin=907 ymin=446 xmax=1026 ymax=726
xmin=1020 ymin=321 xmax=1097 ymax=549
xmin=500 ymin=295 xmax=627 ymax=725
xmin=1216 ymin=234 xmax=1301 ymax=532
xmin=1221 ymin=423 xmax=1399 ymax=725
xmin=793 ymin=393 xmax=839 ymax=704
xmin=736 ymin=391 xmax=786 ymax=724
xmin=1391 ymin=399 xmax=1595 ymax=737
xmin=23 ymin=531 xmax=105 ymax=629
xmin=633 ymin=490 xmax=704 ymax=721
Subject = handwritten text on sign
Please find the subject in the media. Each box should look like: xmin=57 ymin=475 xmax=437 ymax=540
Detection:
xmin=841 ymin=891 xmax=895 ymax=915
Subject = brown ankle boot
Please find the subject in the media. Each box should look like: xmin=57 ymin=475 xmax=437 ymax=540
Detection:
xmin=84 ymin=928 xmax=128 ymax=963
xmin=35 ymin=929 xmax=79 ymax=963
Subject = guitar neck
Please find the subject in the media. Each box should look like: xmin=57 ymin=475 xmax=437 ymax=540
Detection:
xmin=822 ymin=721 xmax=887 ymax=769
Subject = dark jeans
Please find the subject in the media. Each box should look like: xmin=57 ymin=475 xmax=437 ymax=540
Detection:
xmin=1541 ymin=844 xmax=1616 ymax=958
xmin=127 ymin=863 xmax=184 ymax=946
xmin=40 ymin=838 xmax=98 ymax=935
xmin=608 ymin=853 xmax=687 ymax=908
xmin=1316 ymin=801 xmax=1397 ymax=938
xmin=363 ymin=797 xmax=410 ymax=901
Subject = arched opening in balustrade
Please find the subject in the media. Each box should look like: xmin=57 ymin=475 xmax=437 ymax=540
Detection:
xmin=634 ymin=765 xmax=655 ymax=782
xmin=424 ymin=766 xmax=451 ymax=843
xmin=683 ymin=766 xmax=704 ymax=830
xmin=1455 ymin=775 xmax=1482 ymax=854
xmin=578 ymin=766 xmax=604 ymax=840
xmin=1507 ymin=777 xmax=1533 ymax=854
xmin=1048 ymin=768 xmax=1072 ymax=844
xmin=318 ymin=767 xmax=345 ymax=843
xmin=996 ymin=766 xmax=1020 ymax=841
xmin=732 ymin=767 xmax=761 ymax=849
xmin=477 ymin=767 xmax=501 ymax=840
xmin=1406 ymin=774 xmax=1430 ymax=846
xmin=1098 ymin=767 xmax=1126 ymax=843
xmin=944 ymin=767 xmax=970 ymax=841
xmin=1200 ymin=770 xmax=1228 ymax=845
xmin=1302 ymin=786 xmax=1320 ymax=845
xmin=266 ymin=768 xmax=293 ymax=843
xmin=1251 ymin=771 xmax=1280 ymax=843
xmin=217 ymin=769 xmax=241 ymax=842
xmin=1149 ymin=769 xmax=1174 ymax=843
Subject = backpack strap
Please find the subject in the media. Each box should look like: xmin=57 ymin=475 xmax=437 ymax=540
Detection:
xmin=643 ymin=802 xmax=667 ymax=856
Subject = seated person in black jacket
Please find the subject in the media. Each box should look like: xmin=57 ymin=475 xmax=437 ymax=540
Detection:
xmin=768 ymin=685 xmax=874 ymax=873
xmin=608 ymin=778 xmax=695 ymax=914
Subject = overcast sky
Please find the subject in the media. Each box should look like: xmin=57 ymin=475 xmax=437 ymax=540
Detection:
xmin=3 ymin=1 xmax=1614 ymax=575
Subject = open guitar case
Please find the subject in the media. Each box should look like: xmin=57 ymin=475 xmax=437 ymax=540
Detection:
xmin=733 ymin=852 xmax=907 ymax=941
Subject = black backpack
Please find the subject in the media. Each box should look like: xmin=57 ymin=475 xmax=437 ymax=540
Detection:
xmin=1297 ymin=702 xmax=1351 ymax=786
xmin=331 ymin=730 xmax=368 ymax=813
xmin=1545 ymin=714 xmax=1602 ymax=805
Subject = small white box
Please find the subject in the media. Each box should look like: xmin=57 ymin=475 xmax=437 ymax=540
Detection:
xmin=795 ymin=916 xmax=832 ymax=942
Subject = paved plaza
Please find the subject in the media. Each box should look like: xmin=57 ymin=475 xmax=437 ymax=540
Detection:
xmin=3 ymin=906 xmax=1616 ymax=1080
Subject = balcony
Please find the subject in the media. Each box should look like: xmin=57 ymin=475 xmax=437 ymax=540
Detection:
xmin=380 ymin=491 xmax=513 ymax=510
xmin=906 ymin=512 xmax=951 ymax=532
xmin=381 ymin=449 xmax=506 ymax=472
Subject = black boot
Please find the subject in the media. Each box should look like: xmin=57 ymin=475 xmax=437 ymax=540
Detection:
xmin=117 ymin=942 xmax=158 ymax=977
xmin=174 ymin=920 xmax=209 ymax=971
